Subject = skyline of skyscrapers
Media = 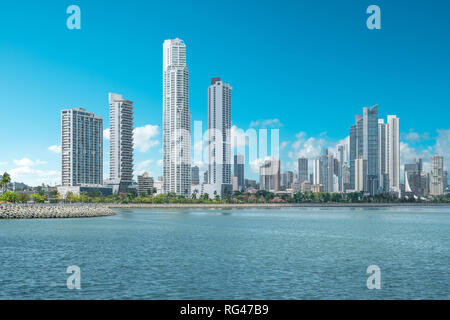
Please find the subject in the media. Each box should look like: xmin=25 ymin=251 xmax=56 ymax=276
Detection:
xmin=348 ymin=105 xmax=400 ymax=196
xmin=50 ymin=38 xmax=447 ymax=199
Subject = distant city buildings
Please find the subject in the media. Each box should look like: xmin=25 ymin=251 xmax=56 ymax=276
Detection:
xmin=202 ymin=170 xmax=208 ymax=184
xmin=231 ymin=175 xmax=239 ymax=192
xmin=313 ymin=149 xmax=336 ymax=193
xmin=234 ymin=154 xmax=244 ymax=190
xmin=191 ymin=166 xmax=199 ymax=185
xmin=311 ymin=184 xmax=323 ymax=193
xmin=444 ymin=171 xmax=449 ymax=191
xmin=298 ymin=158 xmax=308 ymax=184
xmin=404 ymin=158 xmax=429 ymax=198
xmin=107 ymin=93 xmax=134 ymax=193
xmin=162 ymin=38 xmax=191 ymax=196
xmin=300 ymin=180 xmax=311 ymax=193
xmin=61 ymin=108 xmax=103 ymax=186
xmin=259 ymin=158 xmax=280 ymax=191
xmin=244 ymin=179 xmax=257 ymax=189
xmin=280 ymin=171 xmax=294 ymax=189
xmin=50 ymin=39 xmax=448 ymax=201
xmin=349 ymin=105 xmax=400 ymax=196
xmin=337 ymin=145 xmax=345 ymax=192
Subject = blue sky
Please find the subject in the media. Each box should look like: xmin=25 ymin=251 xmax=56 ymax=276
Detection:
xmin=0 ymin=0 xmax=449 ymax=186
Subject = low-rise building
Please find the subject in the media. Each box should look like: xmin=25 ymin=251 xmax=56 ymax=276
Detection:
xmin=138 ymin=172 xmax=154 ymax=196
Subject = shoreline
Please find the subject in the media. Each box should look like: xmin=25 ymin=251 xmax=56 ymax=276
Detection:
xmin=109 ymin=203 xmax=450 ymax=209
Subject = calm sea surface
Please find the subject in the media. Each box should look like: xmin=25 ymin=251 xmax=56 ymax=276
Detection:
xmin=0 ymin=206 xmax=449 ymax=299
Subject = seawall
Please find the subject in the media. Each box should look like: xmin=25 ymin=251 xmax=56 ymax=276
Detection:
xmin=0 ymin=204 xmax=115 ymax=219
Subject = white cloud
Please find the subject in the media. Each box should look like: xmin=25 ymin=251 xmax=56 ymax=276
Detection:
xmin=48 ymin=145 xmax=62 ymax=154
xmin=157 ymin=159 xmax=163 ymax=167
xmin=0 ymin=161 xmax=8 ymax=166
xmin=285 ymin=132 xmax=348 ymax=172
xmin=249 ymin=158 xmax=265 ymax=174
xmin=137 ymin=159 xmax=153 ymax=171
xmin=8 ymin=161 xmax=60 ymax=186
xmin=13 ymin=158 xmax=35 ymax=167
xmin=249 ymin=118 xmax=283 ymax=128
xmin=403 ymin=129 xmax=430 ymax=142
xmin=103 ymin=128 xmax=110 ymax=140
xmin=133 ymin=125 xmax=160 ymax=152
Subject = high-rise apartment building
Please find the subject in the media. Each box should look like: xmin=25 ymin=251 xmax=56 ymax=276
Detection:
xmin=137 ymin=172 xmax=154 ymax=195
xmin=191 ymin=166 xmax=199 ymax=185
xmin=404 ymin=158 xmax=428 ymax=198
xmin=281 ymin=171 xmax=294 ymax=189
xmin=313 ymin=157 xmax=321 ymax=185
xmin=234 ymin=154 xmax=244 ymax=190
xmin=208 ymin=77 xmax=232 ymax=198
xmin=378 ymin=119 xmax=389 ymax=192
xmin=108 ymin=93 xmax=134 ymax=193
xmin=298 ymin=157 xmax=308 ymax=184
xmin=259 ymin=158 xmax=280 ymax=191
xmin=349 ymin=105 xmax=380 ymax=195
xmin=163 ymin=38 xmax=191 ymax=196
xmin=363 ymin=105 xmax=379 ymax=195
xmin=354 ymin=158 xmax=367 ymax=192
xmin=337 ymin=145 xmax=345 ymax=191
xmin=387 ymin=115 xmax=400 ymax=194
xmin=430 ymin=153 xmax=444 ymax=196
xmin=444 ymin=171 xmax=448 ymax=190
xmin=319 ymin=149 xmax=334 ymax=193
xmin=61 ymin=108 xmax=103 ymax=186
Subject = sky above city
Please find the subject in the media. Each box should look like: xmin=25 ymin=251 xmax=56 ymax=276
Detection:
xmin=0 ymin=0 xmax=449 ymax=186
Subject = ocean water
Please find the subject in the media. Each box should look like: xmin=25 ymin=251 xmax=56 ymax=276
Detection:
xmin=0 ymin=206 xmax=449 ymax=299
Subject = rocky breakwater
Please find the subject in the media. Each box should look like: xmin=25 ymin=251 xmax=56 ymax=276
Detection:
xmin=0 ymin=204 xmax=115 ymax=219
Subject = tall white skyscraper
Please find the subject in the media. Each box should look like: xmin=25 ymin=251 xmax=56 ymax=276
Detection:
xmin=208 ymin=77 xmax=232 ymax=197
xmin=387 ymin=115 xmax=400 ymax=193
xmin=61 ymin=108 xmax=103 ymax=186
xmin=313 ymin=157 xmax=320 ymax=185
xmin=109 ymin=93 xmax=134 ymax=193
xmin=430 ymin=153 xmax=444 ymax=196
xmin=378 ymin=119 xmax=389 ymax=191
xmin=163 ymin=38 xmax=191 ymax=196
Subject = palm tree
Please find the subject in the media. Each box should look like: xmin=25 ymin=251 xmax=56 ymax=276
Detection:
xmin=1 ymin=172 xmax=11 ymax=193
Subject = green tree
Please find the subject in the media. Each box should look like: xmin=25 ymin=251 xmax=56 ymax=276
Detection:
xmin=1 ymin=172 xmax=11 ymax=193
xmin=30 ymin=193 xmax=46 ymax=203
xmin=17 ymin=193 xmax=30 ymax=203
xmin=0 ymin=191 xmax=18 ymax=203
